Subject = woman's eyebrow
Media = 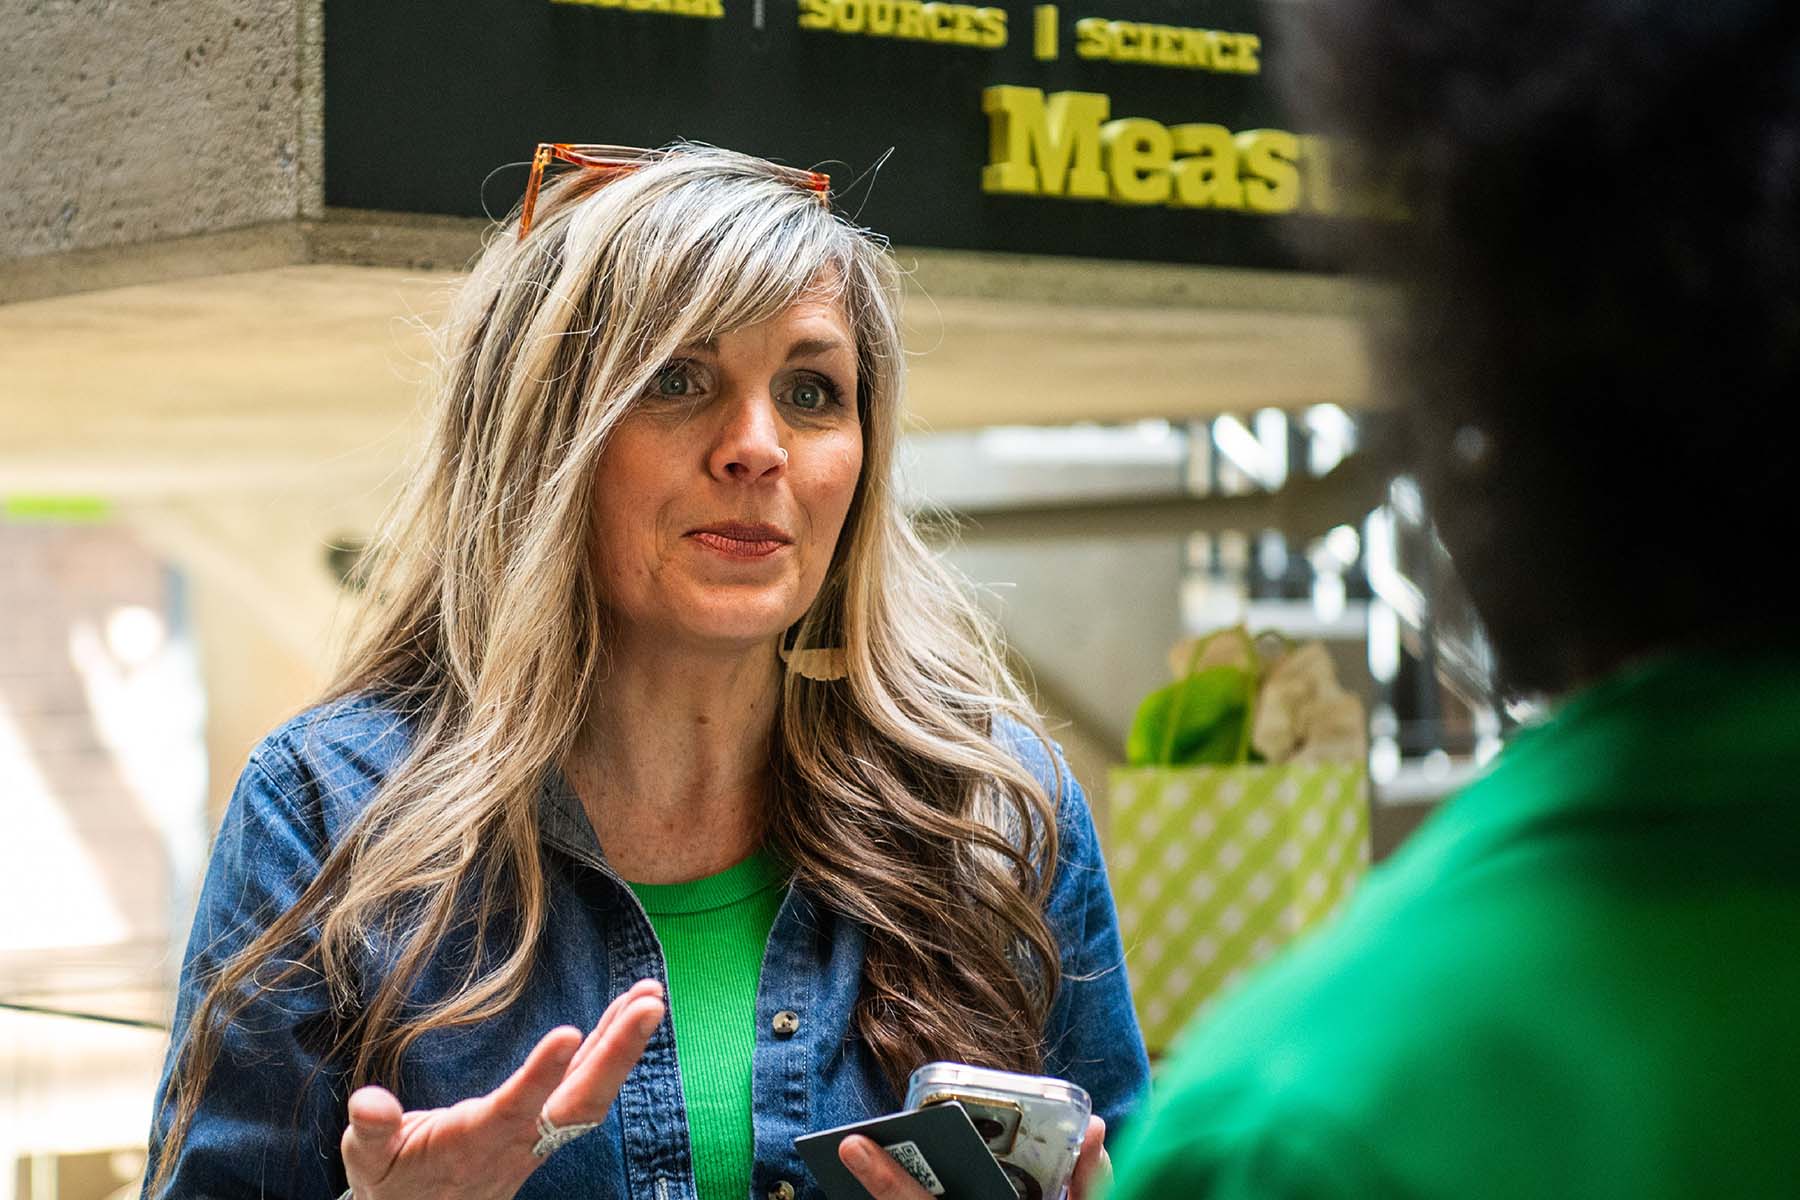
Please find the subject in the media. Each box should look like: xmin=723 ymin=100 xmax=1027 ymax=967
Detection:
xmin=787 ymin=336 xmax=852 ymax=359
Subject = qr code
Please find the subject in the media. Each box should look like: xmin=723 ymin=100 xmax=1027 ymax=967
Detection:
xmin=881 ymin=1139 xmax=946 ymax=1196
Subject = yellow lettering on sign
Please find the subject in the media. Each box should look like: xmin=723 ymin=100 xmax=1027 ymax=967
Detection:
xmin=1235 ymin=33 xmax=1262 ymax=72
xmin=1170 ymin=123 xmax=1243 ymax=209
xmin=981 ymin=85 xmax=1109 ymax=198
xmin=924 ymin=3 xmax=955 ymax=41
xmin=1153 ymin=26 xmax=1182 ymax=67
xmin=1238 ymin=129 xmax=1300 ymax=213
xmin=981 ymin=86 xmax=1320 ymax=213
xmin=1208 ymin=30 xmax=1233 ymax=68
xmin=1073 ymin=16 xmax=1106 ymax=58
xmin=1069 ymin=15 xmax=1259 ymax=73
xmin=1034 ymin=4 xmax=1058 ymax=60
xmin=796 ymin=0 xmax=1006 ymax=48
xmin=1102 ymin=118 xmax=1172 ymax=205
xmin=975 ymin=5 xmax=1005 ymax=47
xmin=1298 ymin=134 xmax=1336 ymax=214
xmin=551 ymin=0 xmax=723 ymax=18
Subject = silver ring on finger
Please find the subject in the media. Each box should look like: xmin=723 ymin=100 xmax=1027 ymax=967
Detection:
xmin=532 ymin=1111 xmax=600 ymax=1158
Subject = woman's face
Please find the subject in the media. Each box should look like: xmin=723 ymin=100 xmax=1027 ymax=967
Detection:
xmin=591 ymin=294 xmax=864 ymax=656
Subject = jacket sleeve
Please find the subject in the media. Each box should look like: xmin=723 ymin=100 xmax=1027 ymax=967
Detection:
xmin=144 ymin=746 xmax=351 ymax=1200
xmin=1023 ymin=734 xmax=1153 ymax=1144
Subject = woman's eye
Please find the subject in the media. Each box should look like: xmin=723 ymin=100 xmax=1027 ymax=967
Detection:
xmin=788 ymin=376 xmax=838 ymax=411
xmin=654 ymin=366 xmax=694 ymax=397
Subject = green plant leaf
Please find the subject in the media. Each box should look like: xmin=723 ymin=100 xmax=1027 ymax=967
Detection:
xmin=1125 ymin=666 xmax=1253 ymax=767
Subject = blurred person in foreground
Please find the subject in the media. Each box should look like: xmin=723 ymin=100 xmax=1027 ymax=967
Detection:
xmin=144 ymin=146 xmax=1146 ymax=1200
xmin=1111 ymin=2 xmax=1800 ymax=1197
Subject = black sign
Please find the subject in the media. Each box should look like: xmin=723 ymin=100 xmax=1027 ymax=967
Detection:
xmin=325 ymin=0 xmax=1323 ymax=268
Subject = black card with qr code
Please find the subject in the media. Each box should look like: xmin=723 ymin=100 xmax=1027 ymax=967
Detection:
xmin=795 ymin=1102 xmax=1017 ymax=1200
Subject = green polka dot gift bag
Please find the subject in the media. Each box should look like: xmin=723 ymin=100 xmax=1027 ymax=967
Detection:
xmin=1107 ymin=627 xmax=1371 ymax=1055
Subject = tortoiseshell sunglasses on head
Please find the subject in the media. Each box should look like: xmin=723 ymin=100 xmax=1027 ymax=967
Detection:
xmin=517 ymin=143 xmax=833 ymax=239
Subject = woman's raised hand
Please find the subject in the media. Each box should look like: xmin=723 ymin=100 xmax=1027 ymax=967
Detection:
xmin=339 ymin=979 xmax=666 ymax=1200
xmin=839 ymin=1114 xmax=1112 ymax=1200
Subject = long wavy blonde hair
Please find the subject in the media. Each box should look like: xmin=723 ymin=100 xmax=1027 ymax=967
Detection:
xmin=151 ymin=146 xmax=1064 ymax=1194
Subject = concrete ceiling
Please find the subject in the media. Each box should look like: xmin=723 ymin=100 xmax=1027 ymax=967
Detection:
xmin=1 ymin=266 xmax=445 ymax=500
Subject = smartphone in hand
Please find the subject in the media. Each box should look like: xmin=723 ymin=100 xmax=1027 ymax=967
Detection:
xmin=796 ymin=1064 xmax=1092 ymax=1200
xmin=795 ymin=1101 xmax=1017 ymax=1200
xmin=905 ymin=1063 xmax=1092 ymax=1200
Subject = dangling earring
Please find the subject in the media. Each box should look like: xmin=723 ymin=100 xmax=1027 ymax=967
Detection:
xmin=781 ymin=626 xmax=847 ymax=682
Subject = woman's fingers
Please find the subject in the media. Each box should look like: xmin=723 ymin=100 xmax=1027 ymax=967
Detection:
xmin=544 ymin=989 xmax=665 ymax=1125
xmin=568 ymin=979 xmax=663 ymax=1076
xmin=838 ymin=1136 xmax=934 ymax=1200
xmin=566 ymin=983 xmax=639 ymax=1074
xmin=338 ymin=993 xmax=662 ymax=1194
xmin=1070 ymin=1115 xmax=1111 ymax=1200
xmin=485 ymin=1024 xmax=584 ymax=1126
xmin=340 ymin=1085 xmax=407 ymax=1184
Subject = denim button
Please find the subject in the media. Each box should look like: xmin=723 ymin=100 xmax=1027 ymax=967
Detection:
xmin=772 ymin=1010 xmax=800 ymax=1036
xmin=768 ymin=1181 xmax=796 ymax=1200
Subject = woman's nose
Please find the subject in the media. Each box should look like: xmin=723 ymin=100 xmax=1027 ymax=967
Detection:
xmin=708 ymin=393 xmax=788 ymax=483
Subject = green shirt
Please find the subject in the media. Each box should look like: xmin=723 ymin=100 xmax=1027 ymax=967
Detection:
xmin=1111 ymin=653 xmax=1800 ymax=1199
xmin=628 ymin=850 xmax=789 ymax=1200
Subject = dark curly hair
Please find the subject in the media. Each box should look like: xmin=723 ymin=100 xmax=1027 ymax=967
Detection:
xmin=1282 ymin=0 xmax=1800 ymax=693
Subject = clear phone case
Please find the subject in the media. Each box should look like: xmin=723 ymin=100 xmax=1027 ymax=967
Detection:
xmin=904 ymin=1062 xmax=1092 ymax=1200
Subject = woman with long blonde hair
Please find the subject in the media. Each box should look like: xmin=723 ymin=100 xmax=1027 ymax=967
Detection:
xmin=145 ymin=144 xmax=1148 ymax=1200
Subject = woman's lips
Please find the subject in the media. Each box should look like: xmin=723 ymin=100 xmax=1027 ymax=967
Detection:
xmin=688 ymin=525 xmax=792 ymax=558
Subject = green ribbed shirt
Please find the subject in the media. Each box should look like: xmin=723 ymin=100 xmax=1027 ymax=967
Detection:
xmin=628 ymin=851 xmax=789 ymax=1200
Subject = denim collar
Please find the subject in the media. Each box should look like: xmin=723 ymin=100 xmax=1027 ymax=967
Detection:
xmin=538 ymin=765 xmax=613 ymax=874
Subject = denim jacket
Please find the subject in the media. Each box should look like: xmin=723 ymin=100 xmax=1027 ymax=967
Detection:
xmin=146 ymin=694 xmax=1150 ymax=1199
